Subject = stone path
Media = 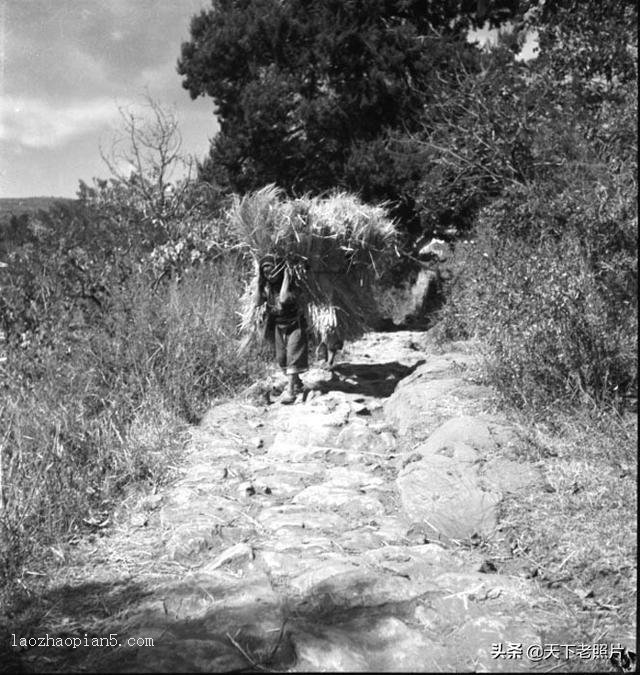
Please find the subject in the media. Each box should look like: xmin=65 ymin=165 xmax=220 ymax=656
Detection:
xmin=19 ymin=330 xmax=560 ymax=672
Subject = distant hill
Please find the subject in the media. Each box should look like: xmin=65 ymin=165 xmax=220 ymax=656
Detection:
xmin=0 ymin=196 xmax=77 ymax=220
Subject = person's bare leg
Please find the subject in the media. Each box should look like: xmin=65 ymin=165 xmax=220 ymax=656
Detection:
xmin=324 ymin=331 xmax=342 ymax=372
xmin=327 ymin=349 xmax=337 ymax=369
xmin=290 ymin=372 xmax=303 ymax=392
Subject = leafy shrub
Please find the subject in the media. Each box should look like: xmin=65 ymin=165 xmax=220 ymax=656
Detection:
xmin=439 ymin=171 xmax=637 ymax=409
xmin=0 ymin=199 xmax=265 ymax=583
xmin=94 ymin=255 xmax=264 ymax=423
xmin=435 ymin=47 xmax=637 ymax=410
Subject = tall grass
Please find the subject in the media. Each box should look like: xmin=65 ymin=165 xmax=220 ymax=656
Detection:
xmin=438 ymin=171 xmax=637 ymax=411
xmin=0 ymin=254 xmax=266 ymax=585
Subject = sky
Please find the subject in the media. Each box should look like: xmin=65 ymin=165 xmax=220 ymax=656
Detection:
xmin=0 ymin=2 xmax=538 ymax=199
xmin=0 ymin=0 xmax=216 ymax=198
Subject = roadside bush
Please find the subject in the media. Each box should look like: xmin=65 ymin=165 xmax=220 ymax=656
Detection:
xmin=439 ymin=171 xmax=637 ymax=409
xmin=94 ymin=255 xmax=263 ymax=423
xmin=436 ymin=54 xmax=637 ymax=410
xmin=0 ymin=246 xmax=265 ymax=584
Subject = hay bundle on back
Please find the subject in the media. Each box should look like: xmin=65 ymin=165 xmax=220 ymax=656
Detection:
xmin=230 ymin=185 xmax=398 ymax=347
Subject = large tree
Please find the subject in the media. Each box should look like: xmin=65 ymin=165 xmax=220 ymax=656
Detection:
xmin=516 ymin=0 xmax=637 ymax=98
xmin=177 ymin=0 xmax=516 ymax=212
xmin=394 ymin=0 xmax=638 ymax=235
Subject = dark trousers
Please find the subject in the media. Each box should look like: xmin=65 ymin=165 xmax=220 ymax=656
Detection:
xmin=274 ymin=318 xmax=308 ymax=375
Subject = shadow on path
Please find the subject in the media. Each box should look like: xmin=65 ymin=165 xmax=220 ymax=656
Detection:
xmin=1 ymin=578 xmax=152 ymax=673
xmin=2 ymin=577 xmax=296 ymax=673
xmin=3 ymin=572 xmax=436 ymax=673
xmin=314 ymin=360 xmax=425 ymax=398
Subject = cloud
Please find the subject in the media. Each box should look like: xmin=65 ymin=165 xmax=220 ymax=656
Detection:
xmin=4 ymin=1 xmax=208 ymax=101
xmin=0 ymin=96 xmax=127 ymax=149
xmin=136 ymin=59 xmax=183 ymax=97
xmin=1 ymin=0 xmax=214 ymax=196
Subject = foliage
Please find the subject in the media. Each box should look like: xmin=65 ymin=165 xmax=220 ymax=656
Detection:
xmin=177 ymin=0 xmax=517 ymax=214
xmin=438 ymin=142 xmax=637 ymax=409
xmin=420 ymin=0 xmax=637 ymax=410
xmin=403 ymin=46 xmax=539 ymax=235
xmin=100 ymin=98 xmax=188 ymax=220
xmin=73 ymin=96 xmax=233 ymax=283
xmin=516 ymin=0 xmax=637 ymax=105
xmin=341 ymin=131 xmax=426 ymax=230
xmin=0 ymin=241 xmax=266 ymax=582
xmin=0 ymin=112 xmax=263 ymax=583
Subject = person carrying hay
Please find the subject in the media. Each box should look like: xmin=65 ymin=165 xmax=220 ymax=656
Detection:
xmin=254 ymin=254 xmax=308 ymax=404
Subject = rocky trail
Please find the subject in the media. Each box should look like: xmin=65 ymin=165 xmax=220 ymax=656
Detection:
xmin=16 ymin=330 xmax=572 ymax=673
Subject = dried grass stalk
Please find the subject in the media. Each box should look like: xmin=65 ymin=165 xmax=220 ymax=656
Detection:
xmin=231 ymin=185 xmax=398 ymax=345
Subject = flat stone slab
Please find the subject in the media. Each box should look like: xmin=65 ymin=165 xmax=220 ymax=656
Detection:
xmin=480 ymin=456 xmax=542 ymax=494
xmin=394 ymin=352 xmax=480 ymax=387
xmin=335 ymin=528 xmax=385 ymax=551
xmin=383 ymin=377 xmax=462 ymax=438
xmin=248 ymin=458 xmax=326 ymax=478
xmin=323 ymin=466 xmax=385 ymax=489
xmin=288 ymin=563 xmax=443 ymax=609
xmin=265 ymin=531 xmax=335 ymax=553
xmin=160 ymin=497 xmax=244 ymax=528
xmin=266 ymin=439 xmax=342 ymax=462
xmin=335 ymin=424 xmax=396 ymax=454
xmin=257 ymin=550 xmax=357 ymax=581
xmin=414 ymin=439 xmax=480 ymax=465
xmin=397 ymin=457 xmax=500 ymax=543
xmin=384 ymin=377 xmax=496 ymax=441
xmin=361 ymin=542 xmax=457 ymax=569
xmin=163 ymin=523 xmax=224 ymax=561
xmin=244 ymin=471 xmax=313 ymax=497
xmin=293 ymin=615 xmax=448 ymax=672
xmin=257 ymin=505 xmax=351 ymax=532
xmin=420 ymin=415 xmax=518 ymax=455
xmin=292 ymin=485 xmax=386 ymax=517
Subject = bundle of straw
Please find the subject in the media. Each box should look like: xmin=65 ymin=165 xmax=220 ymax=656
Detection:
xmin=230 ymin=185 xmax=398 ymax=347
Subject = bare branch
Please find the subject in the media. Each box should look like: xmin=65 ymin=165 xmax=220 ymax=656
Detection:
xmin=100 ymin=94 xmax=195 ymax=223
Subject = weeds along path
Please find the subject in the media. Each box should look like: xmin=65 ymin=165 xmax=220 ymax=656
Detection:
xmin=15 ymin=330 xmax=566 ymax=672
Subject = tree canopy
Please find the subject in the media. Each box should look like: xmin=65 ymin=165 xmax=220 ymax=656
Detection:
xmin=177 ymin=0 xmax=636 ymax=237
xmin=177 ymin=0 xmax=516 ymax=214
